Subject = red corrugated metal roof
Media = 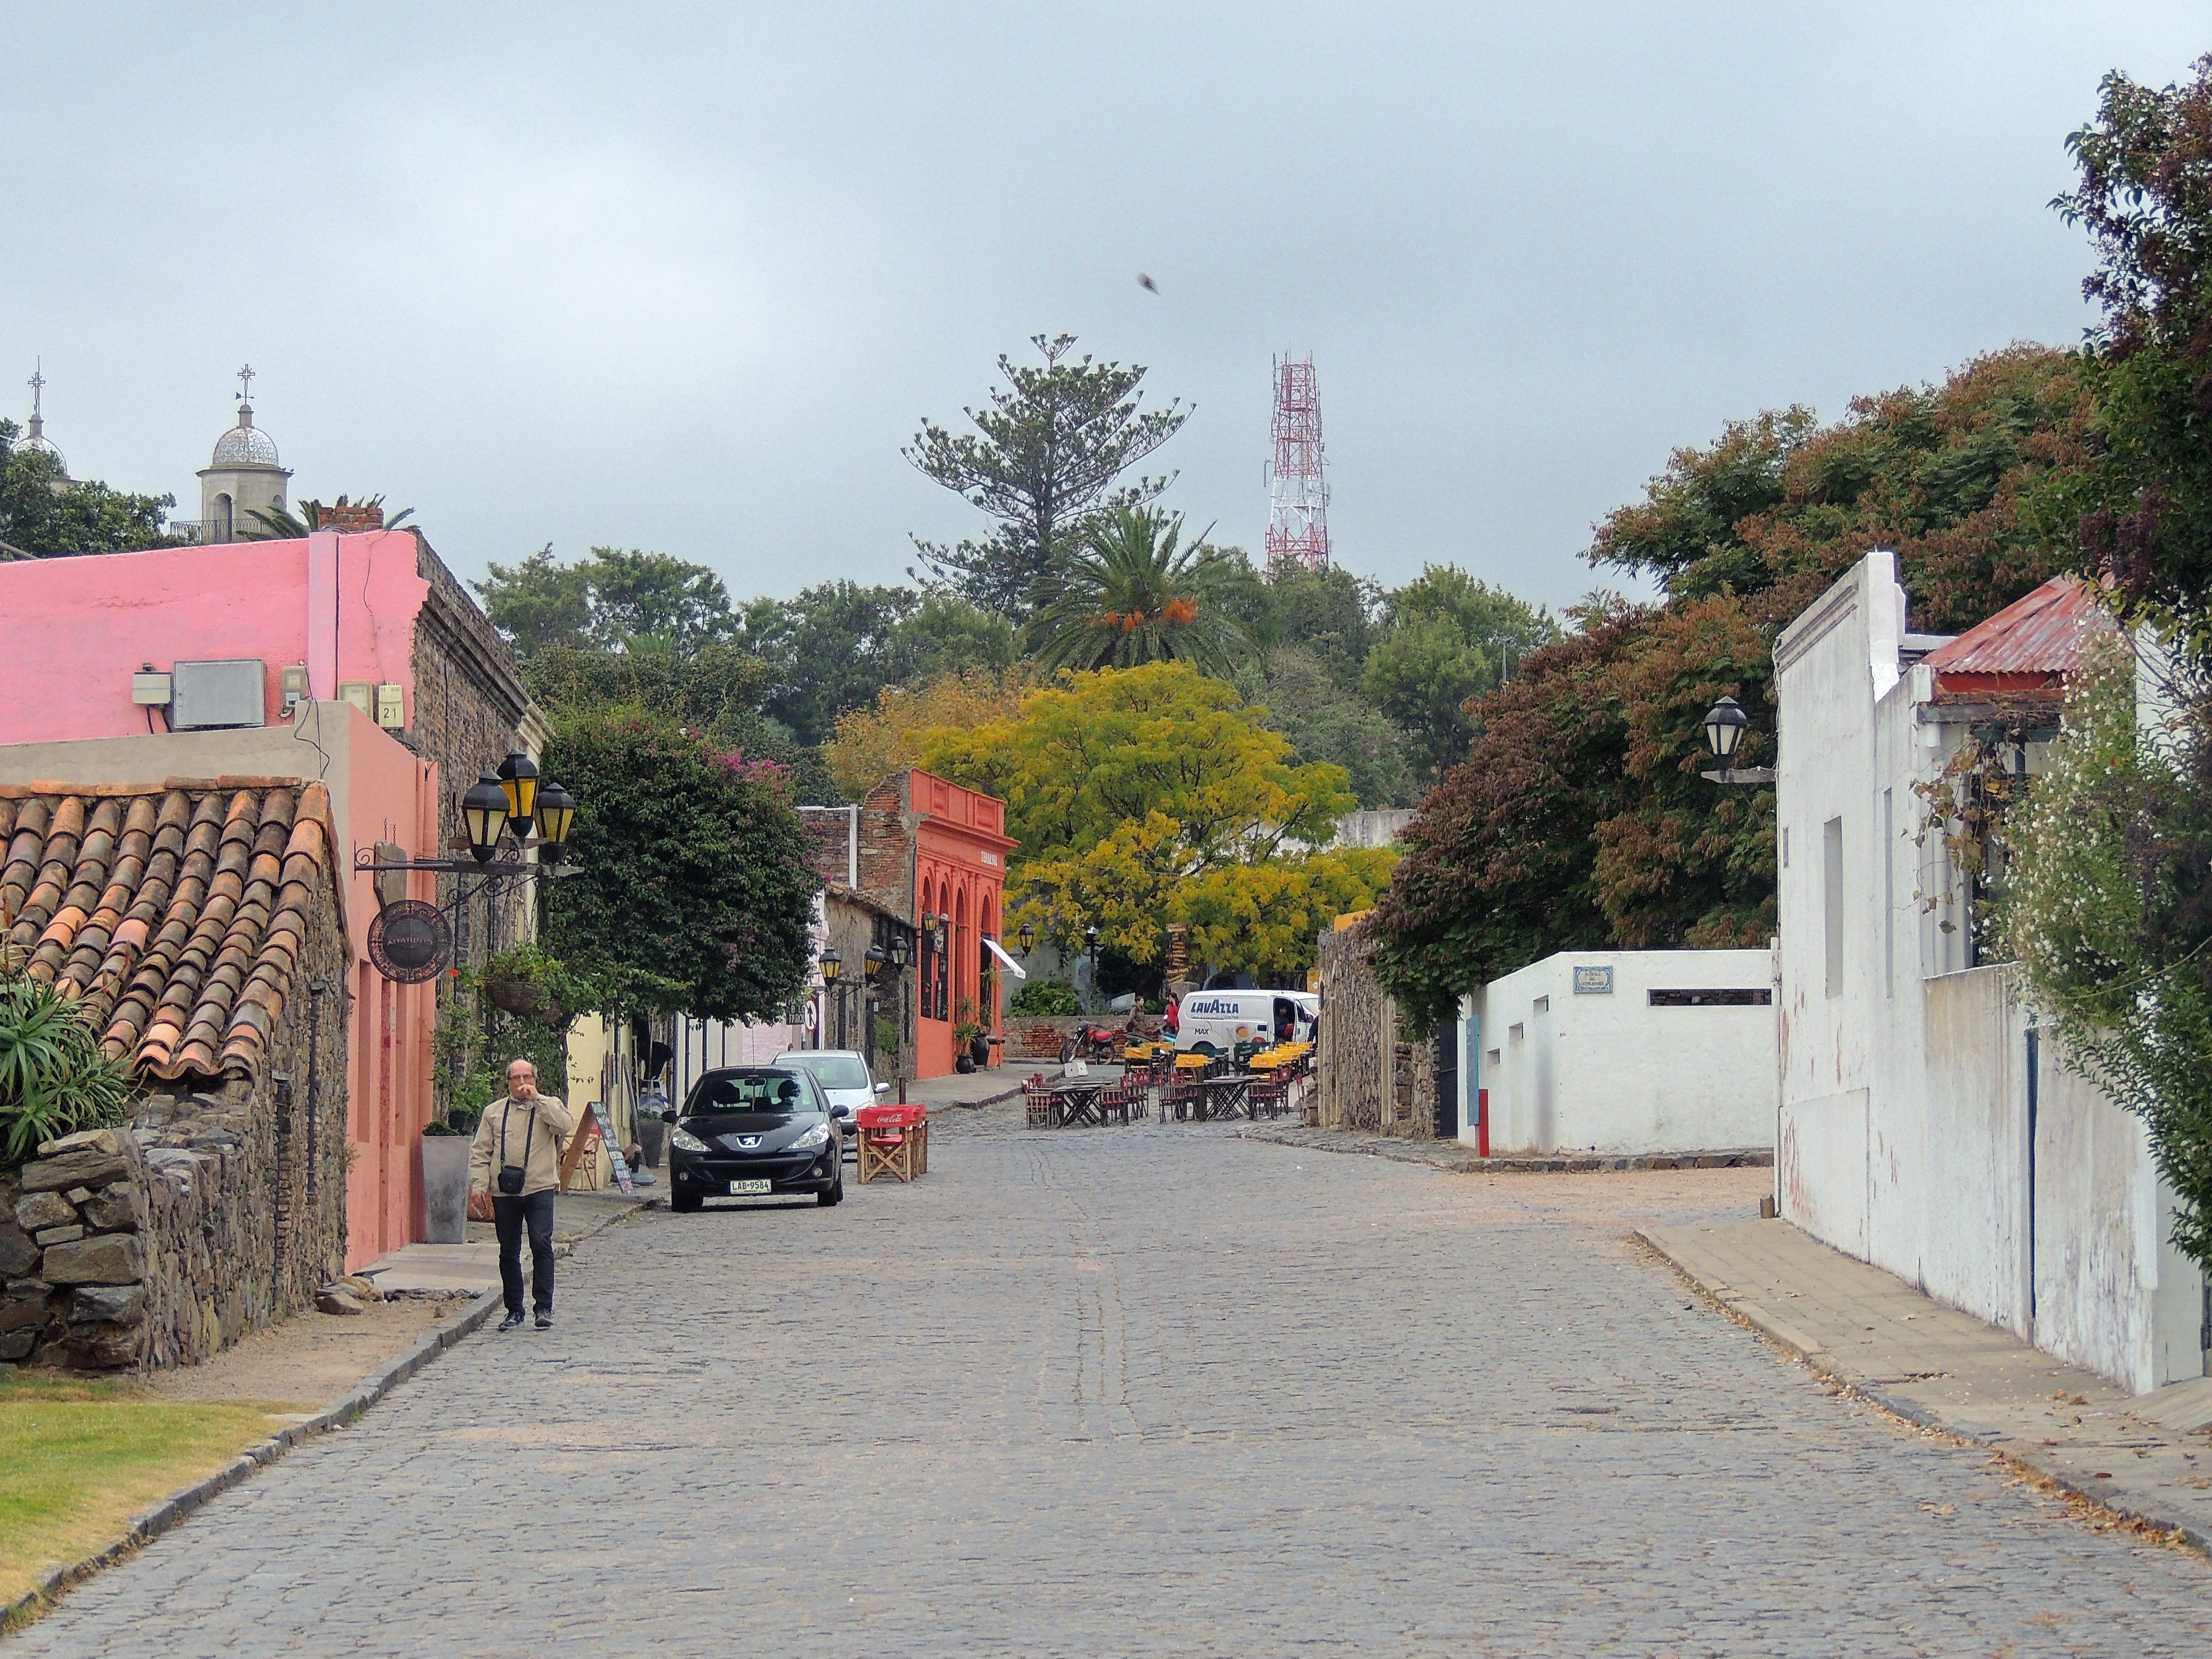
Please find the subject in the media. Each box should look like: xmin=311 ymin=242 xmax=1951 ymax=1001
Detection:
xmin=1923 ymin=576 xmax=2100 ymax=697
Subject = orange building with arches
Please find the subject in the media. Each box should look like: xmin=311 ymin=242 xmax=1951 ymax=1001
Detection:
xmin=805 ymin=769 xmax=1014 ymax=1082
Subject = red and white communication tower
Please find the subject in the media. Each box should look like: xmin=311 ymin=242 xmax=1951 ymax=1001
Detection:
xmin=1264 ymin=354 xmax=1330 ymax=570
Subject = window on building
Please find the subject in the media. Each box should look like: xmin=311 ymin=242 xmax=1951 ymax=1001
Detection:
xmin=1823 ymin=815 xmax=1845 ymax=998
xmin=1648 ymin=988 xmax=1772 ymax=1006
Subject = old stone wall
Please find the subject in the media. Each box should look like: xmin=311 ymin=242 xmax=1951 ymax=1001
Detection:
xmin=0 ymin=890 xmax=350 ymax=1372
xmin=1315 ymin=925 xmax=1436 ymax=1140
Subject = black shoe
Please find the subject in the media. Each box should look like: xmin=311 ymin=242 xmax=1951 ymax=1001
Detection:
xmin=498 ymin=1312 xmax=525 ymax=1332
xmin=534 ymin=1311 xmax=553 ymax=1330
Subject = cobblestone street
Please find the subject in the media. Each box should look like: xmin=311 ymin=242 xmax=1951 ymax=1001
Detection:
xmin=15 ymin=1115 xmax=2212 ymax=1657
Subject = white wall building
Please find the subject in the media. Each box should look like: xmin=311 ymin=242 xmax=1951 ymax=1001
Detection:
xmin=1774 ymin=550 xmax=2208 ymax=1392
xmin=1461 ymin=949 xmax=1777 ymax=1157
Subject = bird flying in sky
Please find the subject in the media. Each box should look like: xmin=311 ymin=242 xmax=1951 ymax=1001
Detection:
xmin=1138 ymin=273 xmax=1159 ymax=294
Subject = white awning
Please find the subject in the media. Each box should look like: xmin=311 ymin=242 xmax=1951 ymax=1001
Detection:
xmin=983 ymin=936 xmax=1028 ymax=980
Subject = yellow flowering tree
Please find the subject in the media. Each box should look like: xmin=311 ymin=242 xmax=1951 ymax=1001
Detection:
xmin=919 ymin=661 xmax=1388 ymax=977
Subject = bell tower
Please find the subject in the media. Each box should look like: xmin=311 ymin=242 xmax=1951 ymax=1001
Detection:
xmin=196 ymin=365 xmax=291 ymax=542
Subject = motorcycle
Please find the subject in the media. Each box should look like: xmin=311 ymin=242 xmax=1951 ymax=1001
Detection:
xmin=1060 ymin=1023 xmax=1123 ymax=1064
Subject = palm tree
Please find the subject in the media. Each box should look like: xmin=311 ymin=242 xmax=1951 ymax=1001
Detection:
xmin=246 ymin=493 xmax=417 ymax=539
xmin=1025 ymin=506 xmax=1250 ymax=678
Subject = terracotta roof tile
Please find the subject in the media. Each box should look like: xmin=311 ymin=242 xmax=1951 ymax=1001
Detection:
xmin=0 ymin=780 xmax=343 ymax=1083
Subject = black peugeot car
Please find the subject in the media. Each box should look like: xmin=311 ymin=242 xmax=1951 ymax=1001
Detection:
xmin=666 ymin=1066 xmax=845 ymax=1212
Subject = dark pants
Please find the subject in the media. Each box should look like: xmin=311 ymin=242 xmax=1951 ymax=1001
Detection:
xmin=492 ymin=1189 xmax=557 ymax=1316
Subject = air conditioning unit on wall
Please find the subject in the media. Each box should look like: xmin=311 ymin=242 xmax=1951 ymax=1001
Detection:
xmin=170 ymin=660 xmax=268 ymax=730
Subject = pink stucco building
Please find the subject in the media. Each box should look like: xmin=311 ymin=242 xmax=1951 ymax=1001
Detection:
xmin=0 ymin=528 xmax=541 ymax=1268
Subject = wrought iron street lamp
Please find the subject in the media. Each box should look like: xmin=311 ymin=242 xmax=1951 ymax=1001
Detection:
xmin=496 ymin=749 xmax=539 ymax=836
xmin=820 ymin=947 xmax=842 ymax=985
xmin=864 ymin=943 xmax=885 ymax=980
xmin=534 ymin=780 xmax=576 ymax=852
xmin=359 ymin=750 xmax=586 ymax=984
xmin=1700 ymin=696 xmax=1774 ymax=785
xmin=462 ymin=772 xmax=510 ymax=864
xmin=1017 ymin=920 xmax=1035 ymax=956
xmin=888 ymin=931 xmax=909 ymax=970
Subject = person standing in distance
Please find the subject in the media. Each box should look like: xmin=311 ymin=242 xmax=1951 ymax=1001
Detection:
xmin=467 ymin=1059 xmax=576 ymax=1331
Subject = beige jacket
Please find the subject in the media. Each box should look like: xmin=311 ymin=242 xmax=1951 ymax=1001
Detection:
xmin=467 ymin=1093 xmax=577 ymax=1198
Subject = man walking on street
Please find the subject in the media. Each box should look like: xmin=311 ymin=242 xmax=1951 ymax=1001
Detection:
xmin=468 ymin=1059 xmax=576 ymax=1332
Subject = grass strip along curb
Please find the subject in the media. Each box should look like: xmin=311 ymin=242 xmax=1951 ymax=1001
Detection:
xmin=1636 ymin=1228 xmax=2211 ymax=1558
xmin=2 ymin=1287 xmax=503 ymax=1634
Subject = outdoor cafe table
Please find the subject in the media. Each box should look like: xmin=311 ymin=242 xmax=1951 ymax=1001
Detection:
xmin=1049 ymin=1079 xmax=1110 ymax=1126
xmin=1189 ymin=1075 xmax=1254 ymax=1121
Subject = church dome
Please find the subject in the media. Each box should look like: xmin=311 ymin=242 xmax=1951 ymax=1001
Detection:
xmin=211 ymin=403 xmax=280 ymax=468
xmin=14 ymin=426 xmax=65 ymax=473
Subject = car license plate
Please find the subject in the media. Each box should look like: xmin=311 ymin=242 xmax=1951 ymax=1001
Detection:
xmin=729 ymin=1179 xmax=772 ymax=1196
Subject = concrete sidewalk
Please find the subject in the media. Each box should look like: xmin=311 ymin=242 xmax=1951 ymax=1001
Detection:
xmin=1644 ymin=1217 xmax=2212 ymax=1551
xmin=367 ymin=1190 xmax=651 ymax=1293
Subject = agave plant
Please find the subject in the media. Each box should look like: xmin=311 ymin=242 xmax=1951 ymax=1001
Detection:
xmin=1025 ymin=506 xmax=1251 ymax=678
xmin=0 ymin=970 xmax=134 ymax=1166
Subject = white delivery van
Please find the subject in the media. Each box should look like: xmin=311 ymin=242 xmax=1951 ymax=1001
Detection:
xmin=1173 ymin=990 xmax=1318 ymax=1056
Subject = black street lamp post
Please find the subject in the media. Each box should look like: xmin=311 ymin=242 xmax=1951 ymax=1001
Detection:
xmin=1700 ymin=696 xmax=1775 ymax=785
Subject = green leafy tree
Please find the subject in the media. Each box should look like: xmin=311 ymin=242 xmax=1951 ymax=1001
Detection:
xmin=1993 ymin=55 xmax=2212 ymax=1275
xmin=1370 ymin=344 xmax=2090 ymax=1028
xmin=906 ymin=333 xmax=1190 ymax=617
xmin=1025 ymin=506 xmax=1251 ymax=677
xmin=1367 ymin=608 xmax=1645 ymax=1029
xmin=744 ymin=580 xmax=922 ymax=748
xmin=1218 ymin=557 xmax=1385 ymax=685
xmin=886 ymin=591 xmax=1018 ymax=684
xmin=473 ymin=545 xmax=739 ymax=657
xmin=543 ymin=710 xmax=820 ymax=1019
xmin=1592 ymin=347 xmax=2096 ymax=633
xmin=2044 ymin=55 xmax=2212 ymax=654
xmin=2000 ymin=633 xmax=2212 ymax=1270
xmin=1364 ymin=566 xmax=1558 ymax=784
xmin=0 ymin=421 xmax=189 ymax=558
xmin=1243 ymin=647 xmax=1413 ymax=808
xmin=521 ymin=640 xmax=825 ymax=794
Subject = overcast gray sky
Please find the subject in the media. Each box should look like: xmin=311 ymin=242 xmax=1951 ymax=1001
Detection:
xmin=3 ymin=4 xmax=2203 ymax=612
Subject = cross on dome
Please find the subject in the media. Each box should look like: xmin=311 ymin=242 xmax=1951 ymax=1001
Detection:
xmin=17 ymin=357 xmax=65 ymax=473
xmin=210 ymin=365 xmax=281 ymax=469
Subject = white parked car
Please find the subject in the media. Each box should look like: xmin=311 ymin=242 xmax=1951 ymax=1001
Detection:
xmin=771 ymin=1050 xmax=891 ymax=1155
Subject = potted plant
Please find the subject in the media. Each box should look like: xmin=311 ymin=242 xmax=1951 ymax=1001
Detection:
xmin=955 ymin=999 xmax=991 ymax=1070
xmin=475 ymin=942 xmax=579 ymax=1023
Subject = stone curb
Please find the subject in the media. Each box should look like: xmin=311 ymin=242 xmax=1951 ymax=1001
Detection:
xmin=2 ymin=1286 xmax=503 ymax=1635
xmin=1635 ymin=1228 xmax=2212 ymax=1557
xmin=1236 ymin=1126 xmax=1772 ymax=1175
xmin=551 ymin=1196 xmax=650 ymax=1252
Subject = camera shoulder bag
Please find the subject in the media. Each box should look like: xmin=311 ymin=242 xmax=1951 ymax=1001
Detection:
xmin=496 ymin=1101 xmax=537 ymax=1196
